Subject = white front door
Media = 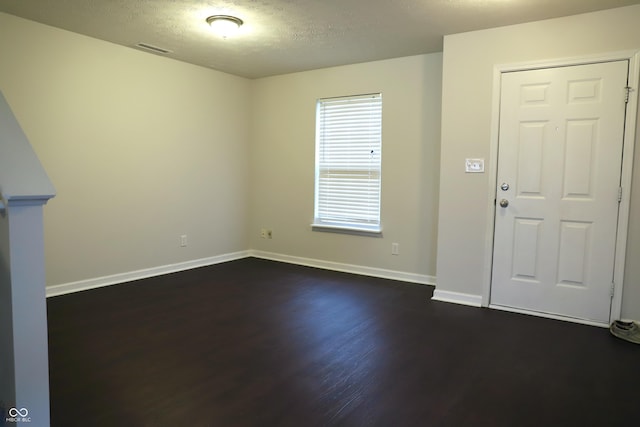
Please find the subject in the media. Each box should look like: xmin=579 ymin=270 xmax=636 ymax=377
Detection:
xmin=491 ymin=60 xmax=629 ymax=323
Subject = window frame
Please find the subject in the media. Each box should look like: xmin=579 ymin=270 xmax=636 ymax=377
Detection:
xmin=312 ymin=93 xmax=383 ymax=236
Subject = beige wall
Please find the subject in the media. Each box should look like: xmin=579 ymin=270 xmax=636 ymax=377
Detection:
xmin=0 ymin=12 xmax=252 ymax=286
xmin=250 ymin=54 xmax=442 ymax=278
xmin=437 ymin=5 xmax=640 ymax=319
xmin=624 ymin=104 xmax=640 ymax=318
xmin=1 ymin=12 xmax=441 ymax=288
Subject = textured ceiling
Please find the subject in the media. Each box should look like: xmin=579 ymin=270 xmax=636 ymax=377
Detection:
xmin=1 ymin=0 xmax=639 ymax=79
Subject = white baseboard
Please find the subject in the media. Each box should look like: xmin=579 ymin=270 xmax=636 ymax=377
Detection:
xmin=47 ymin=249 xmax=619 ymax=329
xmin=250 ymin=250 xmax=436 ymax=286
xmin=46 ymin=250 xmax=251 ymax=298
xmin=46 ymin=250 xmax=436 ymax=298
xmin=431 ymin=289 xmax=482 ymax=307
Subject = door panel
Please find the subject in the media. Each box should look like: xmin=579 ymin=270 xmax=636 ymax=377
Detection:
xmin=564 ymin=120 xmax=596 ymax=197
xmin=491 ymin=61 xmax=628 ymax=323
xmin=517 ymin=122 xmax=545 ymax=194
xmin=557 ymin=221 xmax=590 ymax=286
xmin=511 ymin=218 xmax=542 ymax=280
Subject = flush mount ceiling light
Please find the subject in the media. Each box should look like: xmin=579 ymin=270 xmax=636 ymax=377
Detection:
xmin=206 ymin=15 xmax=243 ymax=38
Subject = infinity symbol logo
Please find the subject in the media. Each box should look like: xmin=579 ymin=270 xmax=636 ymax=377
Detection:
xmin=9 ymin=407 xmax=29 ymax=417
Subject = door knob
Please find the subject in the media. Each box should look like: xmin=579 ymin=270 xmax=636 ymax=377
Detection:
xmin=499 ymin=199 xmax=509 ymax=208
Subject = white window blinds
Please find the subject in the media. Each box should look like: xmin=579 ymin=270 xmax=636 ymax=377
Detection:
xmin=314 ymin=93 xmax=382 ymax=232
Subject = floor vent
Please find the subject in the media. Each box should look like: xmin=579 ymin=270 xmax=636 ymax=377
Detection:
xmin=134 ymin=43 xmax=172 ymax=55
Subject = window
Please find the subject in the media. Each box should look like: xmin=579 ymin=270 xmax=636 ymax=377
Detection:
xmin=313 ymin=93 xmax=382 ymax=234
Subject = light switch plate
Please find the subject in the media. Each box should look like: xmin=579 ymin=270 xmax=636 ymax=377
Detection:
xmin=465 ymin=158 xmax=485 ymax=173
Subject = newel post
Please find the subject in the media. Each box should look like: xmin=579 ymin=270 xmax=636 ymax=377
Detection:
xmin=0 ymin=91 xmax=56 ymax=426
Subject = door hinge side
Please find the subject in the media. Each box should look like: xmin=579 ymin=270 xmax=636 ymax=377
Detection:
xmin=625 ymin=86 xmax=635 ymax=104
xmin=611 ymin=282 xmax=615 ymax=298
xmin=618 ymin=186 xmax=623 ymax=203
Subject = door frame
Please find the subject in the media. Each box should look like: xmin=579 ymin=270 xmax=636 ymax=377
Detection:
xmin=482 ymin=51 xmax=640 ymax=326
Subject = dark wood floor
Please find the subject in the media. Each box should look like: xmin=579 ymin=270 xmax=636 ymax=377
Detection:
xmin=47 ymin=258 xmax=640 ymax=426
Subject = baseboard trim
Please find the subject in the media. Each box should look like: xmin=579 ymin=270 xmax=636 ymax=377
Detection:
xmin=250 ymin=250 xmax=436 ymax=286
xmin=431 ymin=289 xmax=482 ymax=307
xmin=46 ymin=251 xmax=251 ymax=298
xmin=46 ymin=250 xmax=436 ymax=298
xmin=46 ymin=249 xmax=617 ymax=328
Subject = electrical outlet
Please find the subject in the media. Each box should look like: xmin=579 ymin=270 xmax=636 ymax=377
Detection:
xmin=180 ymin=235 xmax=187 ymax=247
xmin=392 ymin=242 xmax=399 ymax=255
xmin=261 ymin=229 xmax=267 ymax=239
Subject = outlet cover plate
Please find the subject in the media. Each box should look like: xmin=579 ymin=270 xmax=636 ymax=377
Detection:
xmin=465 ymin=158 xmax=485 ymax=173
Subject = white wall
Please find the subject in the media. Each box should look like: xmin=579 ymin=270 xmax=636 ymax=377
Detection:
xmin=250 ymin=54 xmax=442 ymax=280
xmin=0 ymin=12 xmax=252 ymax=286
xmin=437 ymin=5 xmax=640 ymax=319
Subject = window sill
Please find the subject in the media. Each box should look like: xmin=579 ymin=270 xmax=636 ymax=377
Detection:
xmin=311 ymin=223 xmax=383 ymax=237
